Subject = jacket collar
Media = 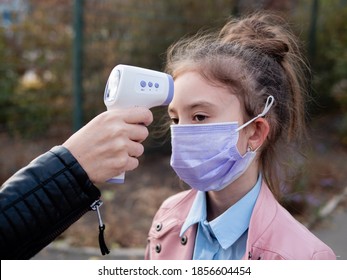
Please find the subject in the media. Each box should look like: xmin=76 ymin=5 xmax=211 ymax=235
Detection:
xmin=180 ymin=175 xmax=262 ymax=250
xmin=243 ymin=181 xmax=277 ymax=259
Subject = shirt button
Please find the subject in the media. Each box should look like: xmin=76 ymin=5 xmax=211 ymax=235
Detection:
xmin=181 ymin=235 xmax=188 ymax=245
xmin=155 ymin=243 xmax=161 ymax=253
xmin=155 ymin=223 xmax=162 ymax=231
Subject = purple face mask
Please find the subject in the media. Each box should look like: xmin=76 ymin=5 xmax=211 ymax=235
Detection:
xmin=170 ymin=96 xmax=274 ymax=192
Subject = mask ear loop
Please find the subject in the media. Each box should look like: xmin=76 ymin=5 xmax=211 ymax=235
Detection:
xmin=236 ymin=95 xmax=275 ymax=132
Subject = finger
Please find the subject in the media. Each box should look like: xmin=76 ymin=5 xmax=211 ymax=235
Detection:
xmin=124 ymin=156 xmax=140 ymax=172
xmin=127 ymin=140 xmax=145 ymax=158
xmin=123 ymin=107 xmax=153 ymax=126
xmin=127 ymin=124 xmax=149 ymax=142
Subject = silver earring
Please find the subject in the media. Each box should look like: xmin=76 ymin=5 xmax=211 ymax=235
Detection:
xmin=247 ymin=145 xmax=253 ymax=152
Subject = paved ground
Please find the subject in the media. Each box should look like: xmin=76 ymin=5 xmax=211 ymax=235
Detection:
xmin=310 ymin=186 xmax=347 ymax=260
xmin=33 ymin=187 xmax=347 ymax=260
xmin=33 ymin=245 xmax=145 ymax=260
xmin=311 ymin=206 xmax=347 ymax=260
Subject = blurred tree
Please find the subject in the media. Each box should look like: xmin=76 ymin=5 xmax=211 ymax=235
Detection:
xmin=81 ymin=0 xmax=234 ymax=120
xmin=232 ymin=0 xmax=297 ymax=15
xmin=316 ymin=1 xmax=347 ymax=145
xmin=2 ymin=0 xmax=238 ymax=138
xmin=0 ymin=28 xmax=18 ymax=132
xmin=311 ymin=0 xmax=347 ymax=114
xmin=308 ymin=0 xmax=319 ymax=62
xmin=1 ymin=0 xmax=73 ymax=137
xmin=7 ymin=0 xmax=346 ymax=143
xmin=73 ymin=0 xmax=84 ymax=131
xmin=81 ymin=0 xmax=235 ymax=153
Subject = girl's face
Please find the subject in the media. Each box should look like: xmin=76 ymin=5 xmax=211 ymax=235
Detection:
xmin=168 ymin=71 xmax=249 ymax=153
xmin=168 ymin=71 xmax=244 ymax=125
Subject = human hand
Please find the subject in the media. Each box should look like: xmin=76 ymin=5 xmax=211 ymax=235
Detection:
xmin=63 ymin=107 xmax=153 ymax=183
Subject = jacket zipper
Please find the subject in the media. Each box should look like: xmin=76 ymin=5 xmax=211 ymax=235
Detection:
xmin=27 ymin=199 xmax=109 ymax=258
xmin=19 ymin=204 xmax=90 ymax=259
xmin=90 ymin=199 xmax=110 ymax=255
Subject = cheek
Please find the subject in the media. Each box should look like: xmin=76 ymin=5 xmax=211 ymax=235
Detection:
xmin=236 ymin=130 xmax=248 ymax=154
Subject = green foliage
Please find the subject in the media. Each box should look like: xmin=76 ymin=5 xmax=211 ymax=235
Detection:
xmin=81 ymin=0 xmax=234 ymax=152
xmin=0 ymin=29 xmax=18 ymax=130
xmin=6 ymin=89 xmax=51 ymax=137
xmin=1 ymin=0 xmax=234 ymax=139
xmin=82 ymin=0 xmax=233 ymax=121
xmin=313 ymin=0 xmax=347 ymax=144
xmin=1 ymin=0 xmax=346 ymax=142
xmin=313 ymin=0 xmax=347 ymax=107
xmin=0 ymin=1 xmax=73 ymax=137
xmin=294 ymin=0 xmax=347 ymax=145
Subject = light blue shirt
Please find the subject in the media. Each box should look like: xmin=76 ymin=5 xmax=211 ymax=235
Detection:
xmin=180 ymin=174 xmax=262 ymax=260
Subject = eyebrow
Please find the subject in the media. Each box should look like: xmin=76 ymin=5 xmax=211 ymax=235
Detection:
xmin=168 ymin=101 xmax=217 ymax=114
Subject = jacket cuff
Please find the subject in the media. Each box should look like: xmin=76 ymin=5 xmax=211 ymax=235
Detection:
xmin=49 ymin=145 xmax=100 ymax=201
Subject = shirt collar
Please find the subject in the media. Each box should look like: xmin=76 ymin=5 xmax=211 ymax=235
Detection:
xmin=180 ymin=174 xmax=262 ymax=249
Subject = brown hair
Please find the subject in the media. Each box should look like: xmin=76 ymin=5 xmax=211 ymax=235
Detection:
xmin=165 ymin=12 xmax=309 ymax=199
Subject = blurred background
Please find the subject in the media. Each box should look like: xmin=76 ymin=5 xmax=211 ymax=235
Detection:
xmin=1 ymin=0 xmax=347 ymax=258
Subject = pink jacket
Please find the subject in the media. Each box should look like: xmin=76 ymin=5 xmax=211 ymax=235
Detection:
xmin=145 ymin=181 xmax=336 ymax=260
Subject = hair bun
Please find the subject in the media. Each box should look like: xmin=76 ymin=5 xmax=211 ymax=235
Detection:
xmin=219 ymin=13 xmax=292 ymax=62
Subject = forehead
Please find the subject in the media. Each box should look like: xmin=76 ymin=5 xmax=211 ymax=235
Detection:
xmin=169 ymin=71 xmax=241 ymax=113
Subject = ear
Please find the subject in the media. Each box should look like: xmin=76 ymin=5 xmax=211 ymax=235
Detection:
xmin=247 ymin=117 xmax=270 ymax=151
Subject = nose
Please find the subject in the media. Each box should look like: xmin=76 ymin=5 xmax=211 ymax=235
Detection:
xmin=177 ymin=118 xmax=191 ymax=125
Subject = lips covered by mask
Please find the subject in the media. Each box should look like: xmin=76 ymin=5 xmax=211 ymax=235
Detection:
xmin=170 ymin=122 xmax=256 ymax=191
xmin=170 ymin=96 xmax=274 ymax=192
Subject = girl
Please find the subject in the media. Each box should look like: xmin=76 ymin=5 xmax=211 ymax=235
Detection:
xmin=145 ymin=12 xmax=336 ymax=260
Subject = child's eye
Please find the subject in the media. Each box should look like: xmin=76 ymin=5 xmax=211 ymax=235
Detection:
xmin=170 ymin=117 xmax=179 ymax=124
xmin=193 ymin=114 xmax=207 ymax=122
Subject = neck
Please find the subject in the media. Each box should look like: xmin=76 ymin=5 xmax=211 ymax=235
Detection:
xmin=206 ymin=162 xmax=259 ymax=221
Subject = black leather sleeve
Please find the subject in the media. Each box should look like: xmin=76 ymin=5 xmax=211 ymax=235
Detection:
xmin=0 ymin=146 xmax=101 ymax=259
